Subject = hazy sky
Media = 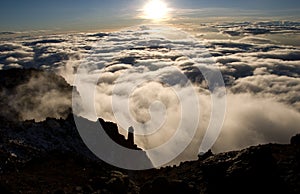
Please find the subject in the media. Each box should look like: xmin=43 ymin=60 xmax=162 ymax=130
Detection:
xmin=0 ymin=0 xmax=299 ymax=31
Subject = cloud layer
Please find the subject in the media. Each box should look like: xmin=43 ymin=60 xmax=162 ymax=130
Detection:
xmin=0 ymin=20 xmax=299 ymax=165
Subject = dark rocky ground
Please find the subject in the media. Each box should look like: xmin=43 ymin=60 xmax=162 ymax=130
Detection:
xmin=0 ymin=117 xmax=299 ymax=194
xmin=0 ymin=68 xmax=299 ymax=194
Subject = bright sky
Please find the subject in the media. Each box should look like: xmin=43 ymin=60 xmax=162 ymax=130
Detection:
xmin=0 ymin=0 xmax=299 ymax=31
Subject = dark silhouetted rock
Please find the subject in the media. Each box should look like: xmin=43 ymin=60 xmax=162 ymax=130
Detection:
xmin=127 ymin=126 xmax=134 ymax=146
xmin=291 ymin=134 xmax=300 ymax=145
xmin=53 ymin=189 xmax=65 ymax=194
xmin=0 ymin=184 xmax=11 ymax=194
xmin=140 ymin=177 xmax=196 ymax=194
xmin=106 ymin=171 xmax=129 ymax=194
xmin=198 ymin=149 xmax=213 ymax=160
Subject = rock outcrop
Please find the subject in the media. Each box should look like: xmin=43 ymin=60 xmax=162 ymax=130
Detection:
xmin=291 ymin=134 xmax=300 ymax=145
xmin=0 ymin=113 xmax=299 ymax=193
xmin=0 ymin=113 xmax=152 ymax=171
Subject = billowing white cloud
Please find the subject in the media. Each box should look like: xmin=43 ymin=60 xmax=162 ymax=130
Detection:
xmin=0 ymin=21 xmax=299 ymax=165
xmin=214 ymin=94 xmax=300 ymax=152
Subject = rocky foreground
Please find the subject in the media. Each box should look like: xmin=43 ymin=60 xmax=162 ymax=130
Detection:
xmin=0 ymin=113 xmax=299 ymax=194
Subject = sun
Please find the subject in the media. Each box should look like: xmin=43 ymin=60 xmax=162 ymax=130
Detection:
xmin=143 ymin=0 xmax=169 ymax=20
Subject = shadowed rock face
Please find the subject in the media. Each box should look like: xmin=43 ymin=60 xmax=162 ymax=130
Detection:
xmin=0 ymin=112 xmax=154 ymax=193
xmin=291 ymin=134 xmax=300 ymax=145
xmin=0 ymin=68 xmax=152 ymax=171
xmin=0 ymin=113 xmax=152 ymax=170
xmin=98 ymin=119 xmax=139 ymax=150
xmin=0 ymin=116 xmax=299 ymax=194
xmin=137 ymin=137 xmax=300 ymax=194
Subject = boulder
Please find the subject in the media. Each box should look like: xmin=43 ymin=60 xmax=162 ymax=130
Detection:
xmin=291 ymin=134 xmax=300 ymax=145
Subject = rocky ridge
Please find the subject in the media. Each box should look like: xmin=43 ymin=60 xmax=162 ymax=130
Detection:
xmin=0 ymin=113 xmax=299 ymax=194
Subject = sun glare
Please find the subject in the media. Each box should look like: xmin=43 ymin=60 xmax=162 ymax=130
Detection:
xmin=143 ymin=0 xmax=169 ymax=20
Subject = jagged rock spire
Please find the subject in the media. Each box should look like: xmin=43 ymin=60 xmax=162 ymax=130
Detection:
xmin=128 ymin=126 xmax=134 ymax=146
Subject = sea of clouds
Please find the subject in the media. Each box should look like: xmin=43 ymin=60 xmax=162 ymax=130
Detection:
xmin=0 ymin=20 xmax=299 ymax=165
